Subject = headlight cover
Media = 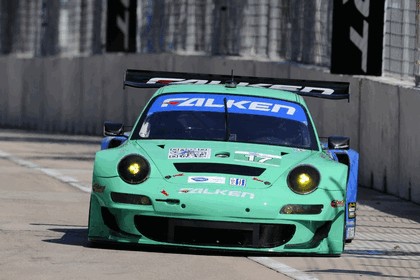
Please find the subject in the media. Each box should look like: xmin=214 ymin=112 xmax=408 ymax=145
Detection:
xmin=118 ymin=154 xmax=150 ymax=184
xmin=287 ymin=165 xmax=320 ymax=194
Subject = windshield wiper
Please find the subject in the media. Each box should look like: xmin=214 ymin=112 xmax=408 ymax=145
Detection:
xmin=223 ymin=97 xmax=231 ymax=141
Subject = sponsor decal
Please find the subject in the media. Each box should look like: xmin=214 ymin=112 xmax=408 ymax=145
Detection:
xmin=348 ymin=202 xmax=357 ymax=218
xmin=148 ymin=94 xmax=307 ymax=123
xmin=346 ymin=227 xmax=356 ymax=239
xmin=191 ymin=177 xmax=208 ymax=182
xmin=178 ymin=188 xmax=255 ymax=199
xmin=252 ymin=177 xmax=271 ymax=185
xmin=234 ymin=151 xmax=281 ymax=166
xmin=165 ymin=173 xmax=184 ymax=179
xmin=146 ymin=78 xmax=336 ymax=96
xmin=168 ymin=148 xmax=211 ymax=159
xmin=331 ymin=200 xmax=345 ymax=208
xmin=160 ymin=97 xmax=296 ymax=116
xmin=346 ymin=220 xmax=355 ymax=226
xmin=230 ymin=178 xmax=246 ymax=187
xmin=188 ymin=176 xmax=226 ymax=184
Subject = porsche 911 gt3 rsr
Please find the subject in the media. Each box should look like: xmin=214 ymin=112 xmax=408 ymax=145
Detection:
xmin=88 ymin=70 xmax=359 ymax=256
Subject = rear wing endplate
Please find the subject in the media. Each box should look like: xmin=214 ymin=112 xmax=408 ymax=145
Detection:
xmin=124 ymin=69 xmax=350 ymax=100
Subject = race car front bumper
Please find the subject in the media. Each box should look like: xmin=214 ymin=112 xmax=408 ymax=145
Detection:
xmin=88 ymin=177 xmax=346 ymax=255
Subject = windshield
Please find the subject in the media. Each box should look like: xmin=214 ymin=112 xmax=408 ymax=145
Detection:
xmin=132 ymin=93 xmax=318 ymax=150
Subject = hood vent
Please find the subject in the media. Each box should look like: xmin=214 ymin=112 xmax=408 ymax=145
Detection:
xmin=174 ymin=163 xmax=265 ymax=176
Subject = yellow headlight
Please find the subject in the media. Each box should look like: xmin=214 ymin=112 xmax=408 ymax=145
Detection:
xmin=287 ymin=165 xmax=320 ymax=194
xmin=118 ymin=154 xmax=150 ymax=184
xmin=297 ymin=173 xmax=311 ymax=186
xmin=128 ymin=163 xmax=141 ymax=175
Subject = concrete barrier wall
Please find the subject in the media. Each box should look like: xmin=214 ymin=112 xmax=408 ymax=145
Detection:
xmin=0 ymin=54 xmax=419 ymax=204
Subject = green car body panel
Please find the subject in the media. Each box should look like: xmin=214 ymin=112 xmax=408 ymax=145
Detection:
xmin=88 ymin=82 xmax=350 ymax=255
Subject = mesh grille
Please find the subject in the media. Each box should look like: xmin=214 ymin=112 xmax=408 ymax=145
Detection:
xmin=135 ymin=215 xmax=296 ymax=248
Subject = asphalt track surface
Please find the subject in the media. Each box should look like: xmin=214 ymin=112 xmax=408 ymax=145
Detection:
xmin=0 ymin=129 xmax=419 ymax=280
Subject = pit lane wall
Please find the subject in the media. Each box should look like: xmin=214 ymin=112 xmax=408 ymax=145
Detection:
xmin=0 ymin=54 xmax=419 ymax=204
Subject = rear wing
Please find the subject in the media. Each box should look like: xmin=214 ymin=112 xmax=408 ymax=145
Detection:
xmin=124 ymin=69 xmax=350 ymax=100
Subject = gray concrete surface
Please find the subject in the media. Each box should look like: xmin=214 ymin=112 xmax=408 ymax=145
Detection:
xmin=0 ymin=129 xmax=419 ymax=280
xmin=0 ymin=54 xmax=419 ymax=204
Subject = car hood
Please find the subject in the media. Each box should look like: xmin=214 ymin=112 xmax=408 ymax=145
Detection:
xmin=132 ymin=140 xmax=318 ymax=189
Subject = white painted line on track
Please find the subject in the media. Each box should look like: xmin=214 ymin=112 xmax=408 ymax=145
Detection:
xmin=248 ymin=257 xmax=318 ymax=280
xmin=0 ymin=149 xmax=91 ymax=193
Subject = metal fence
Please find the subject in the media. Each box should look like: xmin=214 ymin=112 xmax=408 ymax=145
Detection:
xmin=383 ymin=0 xmax=418 ymax=82
xmin=0 ymin=0 xmax=418 ymax=84
xmin=137 ymin=0 xmax=333 ymax=66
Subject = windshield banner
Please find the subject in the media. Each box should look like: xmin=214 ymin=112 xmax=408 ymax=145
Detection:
xmin=148 ymin=93 xmax=307 ymax=123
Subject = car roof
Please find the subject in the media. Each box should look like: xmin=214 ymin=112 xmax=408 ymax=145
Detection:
xmin=155 ymin=84 xmax=304 ymax=104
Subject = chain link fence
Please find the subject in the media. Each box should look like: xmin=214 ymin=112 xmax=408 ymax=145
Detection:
xmin=0 ymin=0 xmax=418 ymax=84
xmin=383 ymin=0 xmax=418 ymax=82
xmin=137 ymin=0 xmax=332 ymax=66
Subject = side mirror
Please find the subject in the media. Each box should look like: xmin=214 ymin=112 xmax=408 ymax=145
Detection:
xmin=103 ymin=121 xmax=124 ymax=136
xmin=328 ymin=136 xmax=350 ymax=150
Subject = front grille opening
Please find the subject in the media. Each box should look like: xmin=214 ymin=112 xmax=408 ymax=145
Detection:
xmin=135 ymin=215 xmax=295 ymax=248
xmin=101 ymin=207 xmax=120 ymax=232
xmin=174 ymin=163 xmax=265 ymax=176
xmin=176 ymin=227 xmax=253 ymax=247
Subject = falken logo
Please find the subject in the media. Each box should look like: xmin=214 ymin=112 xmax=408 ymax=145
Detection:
xmin=178 ymin=188 xmax=255 ymax=199
xmin=146 ymin=78 xmax=335 ymax=95
xmin=161 ymin=97 xmax=296 ymax=115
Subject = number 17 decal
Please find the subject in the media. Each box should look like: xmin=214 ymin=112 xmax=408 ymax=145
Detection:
xmin=234 ymin=151 xmax=282 ymax=166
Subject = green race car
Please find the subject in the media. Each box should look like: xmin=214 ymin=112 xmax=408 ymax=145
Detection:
xmin=88 ymin=70 xmax=358 ymax=256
